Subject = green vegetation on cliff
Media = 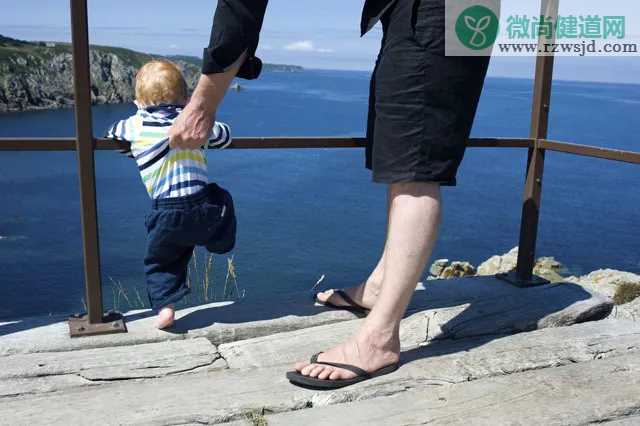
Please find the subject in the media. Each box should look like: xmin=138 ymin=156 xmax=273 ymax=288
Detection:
xmin=0 ymin=34 xmax=303 ymax=112
xmin=165 ymin=54 xmax=304 ymax=73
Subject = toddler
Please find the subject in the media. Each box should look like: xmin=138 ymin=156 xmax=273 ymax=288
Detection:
xmin=105 ymin=59 xmax=236 ymax=329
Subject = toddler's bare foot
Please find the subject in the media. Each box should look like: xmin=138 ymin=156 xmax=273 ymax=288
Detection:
xmin=155 ymin=305 xmax=175 ymax=329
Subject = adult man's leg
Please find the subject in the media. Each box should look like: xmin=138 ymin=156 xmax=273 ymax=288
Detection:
xmin=294 ymin=181 xmax=441 ymax=380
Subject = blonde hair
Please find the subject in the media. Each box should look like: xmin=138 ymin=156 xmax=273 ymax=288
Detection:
xmin=135 ymin=60 xmax=188 ymax=107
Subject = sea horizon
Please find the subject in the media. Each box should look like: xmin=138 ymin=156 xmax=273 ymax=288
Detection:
xmin=3 ymin=71 xmax=640 ymax=116
xmin=1 ymin=69 xmax=639 ymax=321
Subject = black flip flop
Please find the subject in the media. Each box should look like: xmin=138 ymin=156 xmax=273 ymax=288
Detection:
xmin=286 ymin=353 xmax=399 ymax=390
xmin=313 ymin=289 xmax=370 ymax=315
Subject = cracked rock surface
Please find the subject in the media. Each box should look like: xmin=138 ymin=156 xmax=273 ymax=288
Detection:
xmin=0 ymin=275 xmax=636 ymax=425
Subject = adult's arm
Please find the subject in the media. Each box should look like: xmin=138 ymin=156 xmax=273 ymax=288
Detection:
xmin=169 ymin=0 xmax=269 ymax=149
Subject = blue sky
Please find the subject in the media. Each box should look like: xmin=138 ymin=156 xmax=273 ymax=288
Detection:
xmin=1 ymin=0 xmax=639 ymax=83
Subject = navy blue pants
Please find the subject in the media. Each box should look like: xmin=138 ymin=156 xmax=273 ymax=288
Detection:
xmin=144 ymin=183 xmax=236 ymax=309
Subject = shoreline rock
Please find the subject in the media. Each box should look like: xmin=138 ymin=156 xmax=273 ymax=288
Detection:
xmin=565 ymin=269 xmax=640 ymax=303
xmin=428 ymin=248 xmax=640 ymax=311
xmin=429 ymin=259 xmax=476 ymax=279
xmin=475 ymin=246 xmax=566 ymax=282
xmin=428 ymin=246 xmax=565 ymax=283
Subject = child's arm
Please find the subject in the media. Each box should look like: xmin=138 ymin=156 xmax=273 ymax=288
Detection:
xmin=104 ymin=117 xmax=137 ymax=157
xmin=204 ymin=122 xmax=232 ymax=150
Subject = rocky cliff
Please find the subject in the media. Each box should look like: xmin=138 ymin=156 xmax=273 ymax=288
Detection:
xmin=0 ymin=35 xmax=302 ymax=112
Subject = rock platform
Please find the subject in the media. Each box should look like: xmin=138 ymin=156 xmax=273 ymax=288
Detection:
xmin=1 ymin=275 xmax=639 ymax=425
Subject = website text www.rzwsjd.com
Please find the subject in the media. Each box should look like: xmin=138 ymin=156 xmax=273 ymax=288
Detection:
xmin=496 ymin=40 xmax=639 ymax=56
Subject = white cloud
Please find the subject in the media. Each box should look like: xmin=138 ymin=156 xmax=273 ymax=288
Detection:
xmin=169 ymin=43 xmax=179 ymax=49
xmin=283 ymin=40 xmax=334 ymax=53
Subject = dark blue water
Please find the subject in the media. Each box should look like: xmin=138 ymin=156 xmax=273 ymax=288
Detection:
xmin=1 ymin=70 xmax=639 ymax=320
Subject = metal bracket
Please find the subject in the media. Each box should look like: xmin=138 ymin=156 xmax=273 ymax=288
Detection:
xmin=496 ymin=271 xmax=550 ymax=288
xmin=68 ymin=311 xmax=127 ymax=338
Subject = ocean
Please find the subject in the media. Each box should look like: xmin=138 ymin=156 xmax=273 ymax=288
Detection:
xmin=0 ymin=69 xmax=639 ymax=320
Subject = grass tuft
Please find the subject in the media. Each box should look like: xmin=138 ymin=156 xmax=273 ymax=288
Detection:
xmin=105 ymin=249 xmax=243 ymax=313
xmin=245 ymin=409 xmax=269 ymax=426
xmin=613 ymin=282 xmax=640 ymax=305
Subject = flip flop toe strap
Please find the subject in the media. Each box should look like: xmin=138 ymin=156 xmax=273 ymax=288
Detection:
xmin=314 ymin=289 xmax=369 ymax=313
xmin=333 ymin=290 xmax=368 ymax=311
xmin=315 ymin=361 xmax=370 ymax=378
xmin=309 ymin=353 xmax=370 ymax=378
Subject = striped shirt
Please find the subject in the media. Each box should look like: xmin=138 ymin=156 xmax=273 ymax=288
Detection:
xmin=105 ymin=104 xmax=231 ymax=200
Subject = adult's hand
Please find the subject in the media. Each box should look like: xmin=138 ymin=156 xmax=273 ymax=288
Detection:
xmin=168 ymin=97 xmax=215 ymax=149
xmin=169 ymin=54 xmax=246 ymax=149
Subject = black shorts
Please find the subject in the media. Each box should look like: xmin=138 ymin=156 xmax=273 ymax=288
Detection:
xmin=366 ymin=0 xmax=490 ymax=185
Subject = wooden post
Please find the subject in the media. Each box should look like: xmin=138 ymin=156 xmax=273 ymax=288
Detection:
xmin=67 ymin=0 xmax=126 ymax=336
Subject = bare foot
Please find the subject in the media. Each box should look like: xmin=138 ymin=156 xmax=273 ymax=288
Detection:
xmin=293 ymin=324 xmax=400 ymax=381
xmin=315 ymin=280 xmax=381 ymax=311
xmin=155 ymin=305 xmax=175 ymax=329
